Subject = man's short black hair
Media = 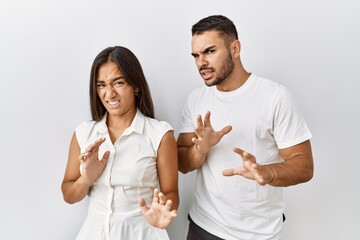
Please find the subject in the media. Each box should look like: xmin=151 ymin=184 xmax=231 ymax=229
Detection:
xmin=192 ymin=15 xmax=238 ymax=40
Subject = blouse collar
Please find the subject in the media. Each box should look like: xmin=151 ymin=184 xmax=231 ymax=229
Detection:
xmin=96 ymin=109 xmax=145 ymax=136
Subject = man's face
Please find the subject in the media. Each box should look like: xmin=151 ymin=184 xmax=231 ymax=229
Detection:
xmin=191 ymin=30 xmax=234 ymax=87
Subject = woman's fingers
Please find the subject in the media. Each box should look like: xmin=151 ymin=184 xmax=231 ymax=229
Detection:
xmin=80 ymin=138 xmax=107 ymax=163
xmin=85 ymin=137 xmax=106 ymax=153
xmin=100 ymin=151 xmax=110 ymax=164
xmin=152 ymin=188 xmax=160 ymax=203
xmin=138 ymin=198 xmax=148 ymax=214
xmin=79 ymin=152 xmax=88 ymax=162
xmin=158 ymin=192 xmax=166 ymax=205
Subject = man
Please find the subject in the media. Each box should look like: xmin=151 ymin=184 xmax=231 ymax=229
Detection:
xmin=177 ymin=15 xmax=314 ymax=240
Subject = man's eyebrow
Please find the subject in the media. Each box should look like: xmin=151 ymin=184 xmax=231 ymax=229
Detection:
xmin=191 ymin=45 xmax=216 ymax=57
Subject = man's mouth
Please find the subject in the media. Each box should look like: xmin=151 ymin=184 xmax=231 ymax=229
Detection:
xmin=200 ymin=68 xmax=214 ymax=80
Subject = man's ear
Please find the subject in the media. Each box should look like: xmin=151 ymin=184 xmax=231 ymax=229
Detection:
xmin=231 ymin=40 xmax=241 ymax=58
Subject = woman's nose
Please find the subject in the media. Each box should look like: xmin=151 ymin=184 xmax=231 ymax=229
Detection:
xmin=105 ymin=85 xmax=116 ymax=96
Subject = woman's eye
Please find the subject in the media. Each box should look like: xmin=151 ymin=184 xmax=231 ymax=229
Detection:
xmin=97 ymin=83 xmax=105 ymax=88
xmin=114 ymin=81 xmax=125 ymax=87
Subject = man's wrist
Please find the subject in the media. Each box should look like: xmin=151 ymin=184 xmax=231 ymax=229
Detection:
xmin=267 ymin=165 xmax=275 ymax=184
xmin=193 ymin=144 xmax=207 ymax=155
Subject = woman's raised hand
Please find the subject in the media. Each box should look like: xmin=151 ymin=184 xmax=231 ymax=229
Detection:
xmin=138 ymin=188 xmax=177 ymax=229
xmin=79 ymin=137 xmax=110 ymax=185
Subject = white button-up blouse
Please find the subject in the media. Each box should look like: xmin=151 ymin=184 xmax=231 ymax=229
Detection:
xmin=75 ymin=109 xmax=173 ymax=240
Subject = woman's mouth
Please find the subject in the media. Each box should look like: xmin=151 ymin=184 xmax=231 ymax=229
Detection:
xmin=107 ymin=100 xmax=120 ymax=107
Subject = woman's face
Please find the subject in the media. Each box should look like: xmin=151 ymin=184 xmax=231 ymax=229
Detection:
xmin=96 ymin=61 xmax=137 ymax=118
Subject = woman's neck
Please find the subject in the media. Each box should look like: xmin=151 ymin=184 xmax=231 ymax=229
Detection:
xmin=106 ymin=107 xmax=137 ymax=143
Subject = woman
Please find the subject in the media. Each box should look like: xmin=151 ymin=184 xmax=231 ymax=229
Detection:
xmin=61 ymin=46 xmax=179 ymax=240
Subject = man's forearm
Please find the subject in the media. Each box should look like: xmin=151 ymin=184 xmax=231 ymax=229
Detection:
xmin=178 ymin=145 xmax=207 ymax=173
xmin=267 ymin=155 xmax=313 ymax=187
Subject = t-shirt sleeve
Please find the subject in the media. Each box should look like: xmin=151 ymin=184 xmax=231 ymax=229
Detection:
xmin=179 ymin=94 xmax=196 ymax=133
xmin=273 ymin=88 xmax=312 ymax=149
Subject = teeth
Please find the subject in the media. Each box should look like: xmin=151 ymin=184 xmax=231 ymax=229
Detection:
xmin=108 ymin=100 xmax=120 ymax=106
xmin=201 ymin=70 xmax=212 ymax=75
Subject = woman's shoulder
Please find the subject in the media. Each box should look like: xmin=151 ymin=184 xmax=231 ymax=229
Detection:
xmin=142 ymin=116 xmax=174 ymax=150
xmin=144 ymin=116 xmax=173 ymax=132
xmin=75 ymin=119 xmax=108 ymax=139
xmin=75 ymin=120 xmax=96 ymax=132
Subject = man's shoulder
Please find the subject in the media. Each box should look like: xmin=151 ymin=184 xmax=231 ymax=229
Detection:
xmin=251 ymin=74 xmax=286 ymax=90
xmin=187 ymin=85 xmax=213 ymax=98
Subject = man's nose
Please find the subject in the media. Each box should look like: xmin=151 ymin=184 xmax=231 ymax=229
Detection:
xmin=197 ymin=55 xmax=208 ymax=68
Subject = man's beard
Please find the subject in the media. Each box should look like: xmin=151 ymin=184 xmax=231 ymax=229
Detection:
xmin=205 ymin=52 xmax=234 ymax=87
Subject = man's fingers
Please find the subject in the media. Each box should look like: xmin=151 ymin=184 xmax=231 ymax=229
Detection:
xmin=191 ymin=137 xmax=200 ymax=145
xmin=242 ymin=159 xmax=266 ymax=184
xmin=222 ymin=168 xmax=242 ymax=176
xmin=233 ymin=147 xmax=245 ymax=156
xmin=203 ymin=111 xmax=211 ymax=127
xmin=233 ymin=147 xmax=255 ymax=162
xmin=196 ymin=114 xmax=204 ymax=128
xmin=243 ymin=159 xmax=255 ymax=169
xmin=217 ymin=125 xmax=232 ymax=139
xmin=219 ymin=125 xmax=232 ymax=137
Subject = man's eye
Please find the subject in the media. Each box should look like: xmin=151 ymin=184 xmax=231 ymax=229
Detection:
xmin=206 ymin=50 xmax=214 ymax=54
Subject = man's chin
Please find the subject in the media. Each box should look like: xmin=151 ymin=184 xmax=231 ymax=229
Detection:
xmin=204 ymin=81 xmax=213 ymax=87
xmin=204 ymin=78 xmax=222 ymax=87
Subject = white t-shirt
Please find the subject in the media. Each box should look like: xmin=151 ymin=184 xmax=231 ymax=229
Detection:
xmin=75 ymin=109 xmax=172 ymax=240
xmin=179 ymin=74 xmax=312 ymax=240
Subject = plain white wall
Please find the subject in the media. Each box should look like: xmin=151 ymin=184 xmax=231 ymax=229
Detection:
xmin=0 ymin=0 xmax=359 ymax=239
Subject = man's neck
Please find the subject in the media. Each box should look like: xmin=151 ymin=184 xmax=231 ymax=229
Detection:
xmin=216 ymin=67 xmax=250 ymax=92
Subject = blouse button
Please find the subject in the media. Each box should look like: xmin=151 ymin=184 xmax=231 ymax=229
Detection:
xmin=98 ymin=125 xmax=107 ymax=134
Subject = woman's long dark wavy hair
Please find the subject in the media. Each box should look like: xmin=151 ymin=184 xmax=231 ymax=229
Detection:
xmin=89 ymin=46 xmax=154 ymax=121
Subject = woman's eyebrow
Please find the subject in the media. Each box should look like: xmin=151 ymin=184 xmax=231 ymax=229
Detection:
xmin=96 ymin=76 xmax=125 ymax=82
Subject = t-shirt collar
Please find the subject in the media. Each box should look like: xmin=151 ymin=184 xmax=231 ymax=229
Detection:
xmin=214 ymin=73 xmax=255 ymax=99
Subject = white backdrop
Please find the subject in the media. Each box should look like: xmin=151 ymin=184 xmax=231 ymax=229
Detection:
xmin=1 ymin=0 xmax=359 ymax=239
